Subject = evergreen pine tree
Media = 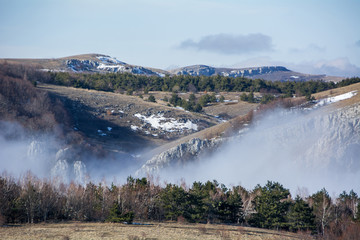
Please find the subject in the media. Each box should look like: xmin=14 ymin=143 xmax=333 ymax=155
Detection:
xmin=249 ymin=181 xmax=291 ymax=230
xmin=287 ymin=196 xmax=316 ymax=232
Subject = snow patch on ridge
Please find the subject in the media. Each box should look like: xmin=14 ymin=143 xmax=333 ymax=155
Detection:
xmin=314 ymin=91 xmax=357 ymax=108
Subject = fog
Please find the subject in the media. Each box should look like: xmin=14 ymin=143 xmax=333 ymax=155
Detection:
xmin=0 ymin=121 xmax=140 ymax=184
xmin=159 ymin=107 xmax=360 ymax=196
xmin=1 ymin=103 xmax=359 ymax=196
xmin=0 ymin=121 xmax=59 ymax=178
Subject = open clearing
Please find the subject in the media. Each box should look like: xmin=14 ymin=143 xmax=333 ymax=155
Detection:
xmin=0 ymin=222 xmax=311 ymax=240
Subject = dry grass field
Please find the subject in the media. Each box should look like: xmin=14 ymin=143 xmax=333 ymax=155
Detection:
xmin=312 ymin=82 xmax=360 ymax=108
xmin=0 ymin=222 xmax=312 ymax=240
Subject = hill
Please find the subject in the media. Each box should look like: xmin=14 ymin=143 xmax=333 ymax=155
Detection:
xmin=1 ymin=54 xmax=343 ymax=81
xmin=0 ymin=54 xmax=167 ymax=77
xmin=170 ymin=64 xmax=342 ymax=82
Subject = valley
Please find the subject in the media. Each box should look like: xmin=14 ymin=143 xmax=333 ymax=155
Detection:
xmin=1 ymin=57 xmax=360 ymax=239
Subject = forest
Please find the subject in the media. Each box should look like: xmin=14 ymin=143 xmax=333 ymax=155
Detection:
xmin=0 ymin=174 xmax=359 ymax=239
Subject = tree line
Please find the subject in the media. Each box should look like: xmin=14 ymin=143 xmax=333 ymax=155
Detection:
xmin=1 ymin=174 xmax=359 ymax=238
xmin=2 ymin=62 xmax=360 ymax=100
xmin=39 ymin=71 xmax=360 ymax=98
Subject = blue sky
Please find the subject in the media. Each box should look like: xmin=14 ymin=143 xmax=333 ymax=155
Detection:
xmin=1 ymin=0 xmax=360 ymax=76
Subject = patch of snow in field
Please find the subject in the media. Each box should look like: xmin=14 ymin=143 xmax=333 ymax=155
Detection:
xmin=134 ymin=113 xmax=198 ymax=132
xmin=224 ymin=100 xmax=238 ymax=103
xmin=97 ymin=130 xmax=107 ymax=136
xmin=175 ymin=106 xmax=185 ymax=110
xmin=130 ymin=125 xmax=139 ymax=131
xmin=97 ymin=63 xmax=126 ymax=71
xmin=314 ymin=91 xmax=357 ymax=108
xmin=119 ymin=110 xmax=124 ymax=113
xmin=290 ymin=76 xmax=299 ymax=79
xmin=107 ymin=127 xmax=112 ymax=131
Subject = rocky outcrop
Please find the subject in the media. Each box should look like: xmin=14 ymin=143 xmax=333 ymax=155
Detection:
xmin=173 ymin=65 xmax=216 ymax=76
xmin=136 ymin=138 xmax=223 ymax=176
xmin=65 ymin=55 xmax=162 ymax=76
xmin=249 ymin=101 xmax=360 ymax=172
xmin=301 ymin=103 xmax=360 ymax=170
xmin=218 ymin=66 xmax=289 ymax=78
xmin=65 ymin=59 xmax=99 ymax=72
xmin=170 ymin=65 xmax=329 ymax=81
xmin=51 ymin=147 xmax=87 ymax=184
xmin=171 ymin=65 xmax=290 ymax=78
xmin=27 ymin=140 xmax=45 ymax=158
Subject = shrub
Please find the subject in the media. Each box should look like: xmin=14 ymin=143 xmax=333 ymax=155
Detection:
xmin=148 ymin=95 xmax=156 ymax=102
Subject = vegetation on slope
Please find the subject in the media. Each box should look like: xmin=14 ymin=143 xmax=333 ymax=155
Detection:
xmin=0 ymin=64 xmax=70 ymax=135
xmin=43 ymin=71 xmax=360 ymax=98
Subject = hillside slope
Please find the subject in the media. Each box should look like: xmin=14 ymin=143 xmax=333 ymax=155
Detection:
xmin=137 ymin=83 xmax=360 ymax=182
xmin=1 ymin=54 xmax=167 ymax=77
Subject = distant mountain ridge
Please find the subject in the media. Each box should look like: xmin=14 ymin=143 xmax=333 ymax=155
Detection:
xmin=170 ymin=65 xmax=290 ymax=77
xmin=1 ymin=53 xmax=343 ymax=82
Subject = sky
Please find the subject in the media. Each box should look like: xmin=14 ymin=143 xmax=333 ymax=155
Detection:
xmin=1 ymin=0 xmax=360 ymax=77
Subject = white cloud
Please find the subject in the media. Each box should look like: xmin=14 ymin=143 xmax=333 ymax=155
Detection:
xmin=293 ymin=58 xmax=360 ymax=77
xmin=178 ymin=33 xmax=273 ymax=55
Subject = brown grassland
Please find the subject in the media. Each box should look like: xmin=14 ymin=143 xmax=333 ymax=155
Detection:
xmin=0 ymin=222 xmax=312 ymax=240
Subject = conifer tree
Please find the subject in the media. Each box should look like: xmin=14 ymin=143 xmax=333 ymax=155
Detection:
xmin=287 ymin=196 xmax=316 ymax=232
xmin=249 ymin=181 xmax=291 ymax=230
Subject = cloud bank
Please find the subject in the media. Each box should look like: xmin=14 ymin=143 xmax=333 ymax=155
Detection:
xmin=179 ymin=33 xmax=273 ymax=55
xmin=294 ymin=58 xmax=360 ymax=77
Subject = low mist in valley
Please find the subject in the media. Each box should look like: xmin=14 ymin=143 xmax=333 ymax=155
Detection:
xmin=1 ymin=103 xmax=359 ymax=196
xmin=161 ymin=106 xmax=360 ymax=195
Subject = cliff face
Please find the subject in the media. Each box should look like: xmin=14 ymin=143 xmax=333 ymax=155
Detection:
xmin=301 ymin=104 xmax=360 ymax=170
xmin=171 ymin=65 xmax=290 ymax=77
xmin=170 ymin=65 xmax=329 ymax=81
xmin=136 ymin=138 xmax=223 ymax=176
